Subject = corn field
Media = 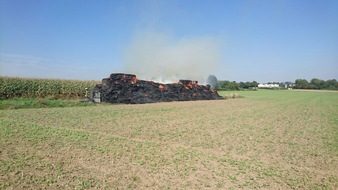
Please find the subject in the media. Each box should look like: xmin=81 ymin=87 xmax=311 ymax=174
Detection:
xmin=0 ymin=77 xmax=99 ymax=100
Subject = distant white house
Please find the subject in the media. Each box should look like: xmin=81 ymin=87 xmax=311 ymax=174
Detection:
xmin=258 ymin=82 xmax=295 ymax=89
xmin=258 ymin=83 xmax=279 ymax=88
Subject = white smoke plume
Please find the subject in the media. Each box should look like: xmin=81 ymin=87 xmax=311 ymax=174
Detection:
xmin=123 ymin=30 xmax=222 ymax=84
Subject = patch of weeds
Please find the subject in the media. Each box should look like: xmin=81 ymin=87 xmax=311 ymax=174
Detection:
xmin=97 ymin=146 xmax=108 ymax=154
xmin=241 ymin=178 xmax=256 ymax=188
xmin=126 ymin=176 xmax=140 ymax=189
xmin=285 ymin=177 xmax=307 ymax=189
xmin=135 ymin=142 xmax=143 ymax=149
xmin=262 ymin=166 xmax=280 ymax=177
xmin=226 ymin=157 xmax=245 ymax=167
xmin=0 ymin=98 xmax=95 ymax=110
xmin=174 ymin=147 xmax=200 ymax=161
xmin=144 ymin=107 xmax=175 ymax=113
xmin=311 ymin=183 xmax=330 ymax=190
xmin=0 ymin=181 xmax=11 ymax=189
xmin=0 ymin=160 xmax=12 ymax=173
xmin=190 ymin=166 xmax=198 ymax=172
xmin=51 ymin=162 xmax=68 ymax=177
xmin=214 ymin=170 xmax=226 ymax=177
xmin=0 ymin=120 xmax=19 ymax=140
xmin=216 ymin=182 xmax=224 ymax=188
xmin=37 ymin=174 xmax=57 ymax=185
xmin=109 ymin=111 xmax=119 ymax=116
xmin=158 ymin=132 xmax=164 ymax=139
xmin=191 ymin=141 xmax=214 ymax=149
xmin=159 ymin=107 xmax=175 ymax=112
xmin=229 ymin=175 xmax=237 ymax=181
xmin=136 ymin=159 xmax=146 ymax=166
xmin=77 ymin=177 xmax=99 ymax=190
xmin=131 ymin=126 xmax=143 ymax=137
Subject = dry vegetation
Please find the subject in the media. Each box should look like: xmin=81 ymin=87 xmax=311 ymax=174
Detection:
xmin=1 ymin=90 xmax=337 ymax=189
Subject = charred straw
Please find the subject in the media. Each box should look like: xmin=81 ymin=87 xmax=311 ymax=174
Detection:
xmin=91 ymin=73 xmax=223 ymax=104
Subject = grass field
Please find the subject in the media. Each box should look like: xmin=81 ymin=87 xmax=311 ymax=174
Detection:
xmin=1 ymin=90 xmax=337 ymax=189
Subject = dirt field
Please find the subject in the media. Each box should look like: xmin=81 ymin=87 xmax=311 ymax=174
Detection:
xmin=1 ymin=90 xmax=337 ymax=189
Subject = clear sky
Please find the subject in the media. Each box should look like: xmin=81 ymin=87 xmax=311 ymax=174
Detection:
xmin=1 ymin=0 xmax=337 ymax=83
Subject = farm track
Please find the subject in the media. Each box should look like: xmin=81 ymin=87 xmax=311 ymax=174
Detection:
xmin=1 ymin=90 xmax=337 ymax=189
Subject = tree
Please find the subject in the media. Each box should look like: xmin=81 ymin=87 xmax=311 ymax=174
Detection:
xmin=251 ymin=81 xmax=259 ymax=88
xmin=324 ymin=79 xmax=338 ymax=90
xmin=310 ymin=78 xmax=325 ymax=89
xmin=240 ymin=81 xmax=259 ymax=89
xmin=228 ymin=81 xmax=239 ymax=90
xmin=219 ymin=80 xmax=229 ymax=89
xmin=206 ymin=75 xmax=219 ymax=90
xmin=295 ymin=79 xmax=309 ymax=89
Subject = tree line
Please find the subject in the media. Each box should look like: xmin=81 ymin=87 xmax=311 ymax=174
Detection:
xmin=294 ymin=78 xmax=338 ymax=90
xmin=207 ymin=75 xmax=338 ymax=90
xmin=217 ymin=80 xmax=259 ymax=90
xmin=207 ymin=75 xmax=259 ymax=90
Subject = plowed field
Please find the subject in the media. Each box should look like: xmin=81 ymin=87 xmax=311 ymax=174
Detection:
xmin=1 ymin=90 xmax=337 ymax=189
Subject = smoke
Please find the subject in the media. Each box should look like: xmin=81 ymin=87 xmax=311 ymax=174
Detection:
xmin=123 ymin=30 xmax=222 ymax=83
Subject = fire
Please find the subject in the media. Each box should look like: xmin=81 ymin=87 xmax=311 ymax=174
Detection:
xmin=121 ymin=74 xmax=126 ymax=82
xmin=159 ymin=85 xmax=165 ymax=89
xmin=93 ymin=73 xmax=224 ymax=104
xmin=179 ymin=80 xmax=199 ymax=89
xmin=130 ymin=76 xmax=137 ymax=84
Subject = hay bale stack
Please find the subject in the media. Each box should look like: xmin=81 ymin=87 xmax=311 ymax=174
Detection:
xmin=91 ymin=73 xmax=223 ymax=104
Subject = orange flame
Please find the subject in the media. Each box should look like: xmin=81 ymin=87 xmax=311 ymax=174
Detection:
xmin=158 ymin=84 xmax=166 ymax=92
xmin=130 ymin=76 xmax=137 ymax=84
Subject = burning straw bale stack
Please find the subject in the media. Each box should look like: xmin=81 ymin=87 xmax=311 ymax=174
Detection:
xmin=91 ymin=73 xmax=223 ymax=104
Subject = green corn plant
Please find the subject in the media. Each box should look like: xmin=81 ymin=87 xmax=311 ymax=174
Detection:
xmin=0 ymin=77 xmax=99 ymax=100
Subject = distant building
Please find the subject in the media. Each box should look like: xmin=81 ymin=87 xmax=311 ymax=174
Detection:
xmin=258 ymin=83 xmax=279 ymax=88
xmin=279 ymin=83 xmax=287 ymax=88
xmin=258 ymin=82 xmax=295 ymax=89
xmin=285 ymin=82 xmax=295 ymax=88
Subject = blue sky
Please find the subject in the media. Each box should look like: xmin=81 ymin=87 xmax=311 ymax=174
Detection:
xmin=1 ymin=0 xmax=337 ymax=83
